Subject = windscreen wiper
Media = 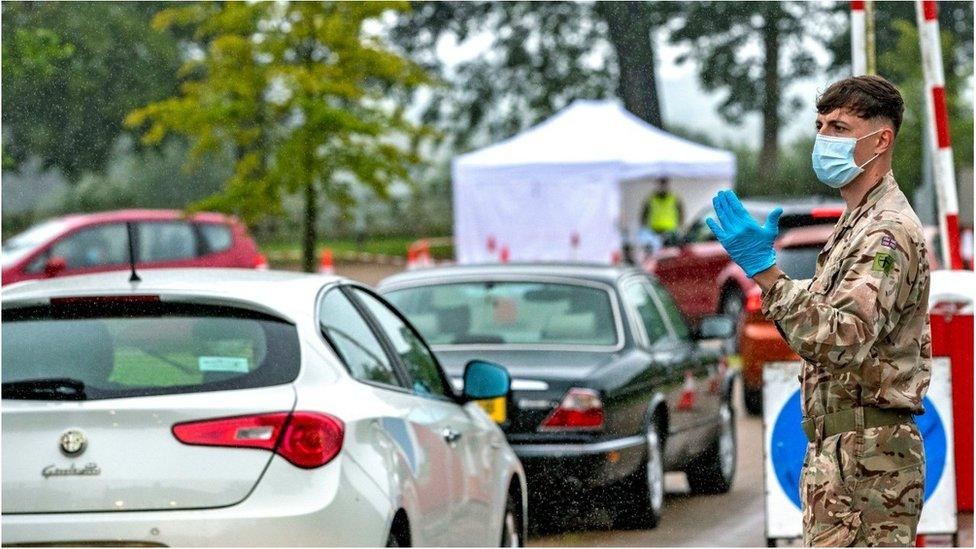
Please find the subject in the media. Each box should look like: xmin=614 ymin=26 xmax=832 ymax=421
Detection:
xmin=1 ymin=377 xmax=87 ymax=400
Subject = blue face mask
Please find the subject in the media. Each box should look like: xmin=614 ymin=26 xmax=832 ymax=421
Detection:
xmin=811 ymin=129 xmax=882 ymax=188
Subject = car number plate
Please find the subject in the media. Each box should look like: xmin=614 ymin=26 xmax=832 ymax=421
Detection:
xmin=476 ymin=396 xmax=507 ymax=423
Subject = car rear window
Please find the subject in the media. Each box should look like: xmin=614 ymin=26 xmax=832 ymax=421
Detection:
xmin=1 ymin=301 xmax=300 ymax=401
xmin=778 ymin=246 xmax=821 ymax=280
xmin=385 ymin=281 xmax=619 ymax=347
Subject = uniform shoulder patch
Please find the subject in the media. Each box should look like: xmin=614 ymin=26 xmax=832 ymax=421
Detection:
xmin=881 ymin=235 xmax=897 ymax=250
xmin=872 ymin=252 xmax=895 ymax=275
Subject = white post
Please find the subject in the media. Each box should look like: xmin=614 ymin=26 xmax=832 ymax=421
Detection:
xmin=916 ymin=0 xmax=963 ymax=269
xmin=851 ymin=1 xmax=867 ymax=75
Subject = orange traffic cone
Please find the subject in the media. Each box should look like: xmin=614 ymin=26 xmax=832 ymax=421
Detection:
xmin=318 ymin=248 xmax=334 ymax=274
xmin=407 ymin=240 xmax=432 ymax=270
xmin=677 ymin=371 xmax=696 ymax=411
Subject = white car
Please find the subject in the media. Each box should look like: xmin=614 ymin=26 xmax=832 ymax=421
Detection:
xmin=1 ymin=269 xmax=527 ymax=547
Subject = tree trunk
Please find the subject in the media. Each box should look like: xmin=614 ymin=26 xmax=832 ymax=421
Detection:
xmin=759 ymin=5 xmax=782 ymax=181
xmin=599 ymin=1 xmax=663 ymax=128
xmin=302 ymin=175 xmax=318 ymax=273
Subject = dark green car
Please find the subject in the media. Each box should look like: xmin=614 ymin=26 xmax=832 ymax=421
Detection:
xmin=379 ymin=263 xmax=737 ymax=530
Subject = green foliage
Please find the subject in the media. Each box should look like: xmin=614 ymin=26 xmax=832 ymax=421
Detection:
xmin=877 ymin=20 xmax=973 ymax=199
xmin=58 ymin=140 xmax=233 ymax=214
xmin=669 ymin=2 xmax=824 ymax=125
xmin=128 ymin=1 xmax=430 ymax=271
xmin=825 ymin=1 xmax=973 ymax=79
xmin=732 ymin=137 xmax=830 ymax=199
xmin=1 ymin=2 xmax=183 ymax=179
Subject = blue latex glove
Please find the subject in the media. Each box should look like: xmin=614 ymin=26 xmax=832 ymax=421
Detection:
xmin=705 ymin=190 xmax=783 ymax=278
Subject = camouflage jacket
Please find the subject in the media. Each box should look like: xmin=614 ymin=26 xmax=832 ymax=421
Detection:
xmin=761 ymin=172 xmax=932 ymax=418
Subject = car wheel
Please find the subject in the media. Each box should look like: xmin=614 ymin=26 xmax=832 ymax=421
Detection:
xmin=500 ymin=493 xmax=523 ymax=547
xmin=720 ymin=287 xmax=744 ymax=352
xmin=686 ymin=400 xmax=736 ymax=495
xmin=612 ymin=422 xmax=664 ymax=530
xmin=743 ymin=386 xmax=763 ymax=416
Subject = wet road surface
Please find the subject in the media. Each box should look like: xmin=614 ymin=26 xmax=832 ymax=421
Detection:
xmin=528 ymin=382 xmax=767 ymax=547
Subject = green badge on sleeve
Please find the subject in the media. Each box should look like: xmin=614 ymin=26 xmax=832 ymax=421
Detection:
xmin=872 ymin=252 xmax=895 ymax=275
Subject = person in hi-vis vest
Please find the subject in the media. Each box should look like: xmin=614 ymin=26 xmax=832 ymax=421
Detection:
xmin=641 ymin=178 xmax=684 ymax=248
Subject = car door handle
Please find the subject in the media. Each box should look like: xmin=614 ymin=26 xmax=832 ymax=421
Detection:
xmin=442 ymin=427 xmax=462 ymax=445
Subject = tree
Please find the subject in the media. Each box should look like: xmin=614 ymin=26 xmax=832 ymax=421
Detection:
xmin=389 ymin=1 xmax=674 ymax=153
xmin=668 ymin=2 xmax=827 ymax=182
xmin=127 ymin=2 xmax=429 ymax=272
xmin=1 ymin=2 xmax=183 ymax=179
xmin=825 ymin=1 xmax=973 ymax=79
xmin=877 ymin=20 xmax=973 ymax=200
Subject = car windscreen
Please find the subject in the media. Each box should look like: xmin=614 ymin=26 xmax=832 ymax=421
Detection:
xmin=777 ymin=246 xmax=821 ymax=280
xmin=1 ymin=219 xmax=68 ymax=268
xmin=2 ymin=301 xmax=300 ymax=400
xmin=385 ymin=281 xmax=619 ymax=347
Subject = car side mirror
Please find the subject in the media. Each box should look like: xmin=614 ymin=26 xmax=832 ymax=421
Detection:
xmin=462 ymin=360 xmax=511 ymax=401
xmin=43 ymin=256 xmax=67 ymax=278
xmin=695 ymin=314 xmax=736 ymax=340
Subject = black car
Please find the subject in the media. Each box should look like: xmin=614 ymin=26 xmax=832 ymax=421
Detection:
xmin=379 ymin=263 xmax=737 ymax=529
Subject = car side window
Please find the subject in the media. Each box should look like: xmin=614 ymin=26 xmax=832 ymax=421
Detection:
xmin=198 ymin=223 xmax=234 ymax=254
xmin=139 ymin=222 xmax=198 ymax=262
xmin=48 ymin=223 xmax=130 ymax=270
xmin=318 ymin=288 xmax=403 ymax=388
xmin=622 ymin=281 xmax=670 ymax=347
xmin=649 ymin=281 xmax=692 ymax=341
xmin=351 ymin=288 xmax=451 ymax=398
xmin=686 ymin=217 xmax=717 ymax=243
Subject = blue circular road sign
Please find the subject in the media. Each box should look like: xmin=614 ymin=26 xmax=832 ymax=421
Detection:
xmin=770 ymin=390 xmax=946 ymax=509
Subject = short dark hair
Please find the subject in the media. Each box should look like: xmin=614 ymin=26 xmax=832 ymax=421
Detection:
xmin=816 ymin=75 xmax=905 ymax=135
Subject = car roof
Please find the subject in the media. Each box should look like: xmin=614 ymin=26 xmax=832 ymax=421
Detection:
xmin=1 ymin=268 xmax=342 ymax=322
xmin=777 ymin=224 xmax=835 ymax=248
xmin=54 ymin=209 xmax=236 ymax=231
xmin=379 ymin=262 xmax=644 ymax=289
xmin=741 ymin=197 xmax=846 ymax=213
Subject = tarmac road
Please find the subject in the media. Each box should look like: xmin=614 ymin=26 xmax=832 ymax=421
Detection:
xmin=528 ymin=382 xmax=768 ymax=547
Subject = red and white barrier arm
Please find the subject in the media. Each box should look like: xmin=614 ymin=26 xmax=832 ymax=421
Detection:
xmin=916 ymin=0 xmax=963 ymax=270
xmin=851 ymin=1 xmax=867 ymax=75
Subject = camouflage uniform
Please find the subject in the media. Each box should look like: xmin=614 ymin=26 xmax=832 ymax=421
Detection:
xmin=761 ymin=172 xmax=931 ymax=547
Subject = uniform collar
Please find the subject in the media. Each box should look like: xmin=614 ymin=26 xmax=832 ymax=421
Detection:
xmin=840 ymin=171 xmax=897 ymax=231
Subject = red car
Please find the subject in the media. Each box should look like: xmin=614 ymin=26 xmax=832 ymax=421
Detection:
xmin=644 ymin=199 xmax=845 ymax=327
xmin=2 ymin=210 xmax=267 ymax=285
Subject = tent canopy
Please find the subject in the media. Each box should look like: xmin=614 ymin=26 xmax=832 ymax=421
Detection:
xmin=453 ymin=100 xmax=736 ymax=264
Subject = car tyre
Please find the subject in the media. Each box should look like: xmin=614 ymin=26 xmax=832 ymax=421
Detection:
xmin=500 ymin=492 xmax=523 ymax=547
xmin=743 ymin=386 xmax=763 ymax=416
xmin=686 ymin=400 xmax=736 ymax=495
xmin=612 ymin=422 xmax=664 ymax=530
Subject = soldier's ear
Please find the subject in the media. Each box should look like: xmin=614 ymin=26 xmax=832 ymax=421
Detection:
xmin=876 ymin=126 xmax=895 ymax=155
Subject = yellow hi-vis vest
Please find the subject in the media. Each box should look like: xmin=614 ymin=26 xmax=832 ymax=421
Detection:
xmin=647 ymin=193 xmax=679 ymax=232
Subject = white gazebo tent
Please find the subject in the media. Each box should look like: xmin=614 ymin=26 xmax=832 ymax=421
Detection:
xmin=452 ymin=99 xmax=737 ymax=264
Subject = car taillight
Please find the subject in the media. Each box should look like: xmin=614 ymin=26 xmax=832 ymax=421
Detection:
xmin=173 ymin=411 xmax=344 ymax=469
xmin=540 ymin=388 xmax=604 ymax=431
xmin=253 ymin=253 xmax=269 ymax=270
xmin=745 ymin=291 xmax=763 ymax=313
xmin=811 ymin=208 xmax=843 ymax=219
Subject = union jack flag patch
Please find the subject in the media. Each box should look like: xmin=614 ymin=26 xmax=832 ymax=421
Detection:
xmin=881 ymin=235 xmax=897 ymax=250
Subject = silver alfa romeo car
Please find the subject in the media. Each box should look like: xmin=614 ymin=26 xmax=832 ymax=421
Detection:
xmin=1 ymin=269 xmax=527 ymax=547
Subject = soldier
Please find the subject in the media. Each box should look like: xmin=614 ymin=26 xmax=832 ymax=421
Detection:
xmin=706 ymin=75 xmax=930 ymax=546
